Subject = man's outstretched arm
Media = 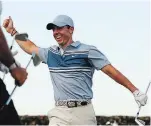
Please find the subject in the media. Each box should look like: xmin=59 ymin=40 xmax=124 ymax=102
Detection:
xmin=101 ymin=64 xmax=137 ymax=93
xmin=101 ymin=64 xmax=148 ymax=107
xmin=3 ymin=16 xmax=39 ymax=55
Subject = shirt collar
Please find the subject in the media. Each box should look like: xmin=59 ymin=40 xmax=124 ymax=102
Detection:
xmin=70 ymin=41 xmax=81 ymax=47
xmin=58 ymin=41 xmax=81 ymax=50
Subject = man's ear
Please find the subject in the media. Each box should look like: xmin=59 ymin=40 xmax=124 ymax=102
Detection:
xmin=69 ymin=27 xmax=74 ymax=34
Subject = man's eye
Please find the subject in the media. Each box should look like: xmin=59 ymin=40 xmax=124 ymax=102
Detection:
xmin=53 ymin=26 xmax=64 ymax=30
xmin=58 ymin=27 xmax=63 ymax=30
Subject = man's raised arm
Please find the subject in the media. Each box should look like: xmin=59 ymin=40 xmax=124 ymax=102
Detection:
xmin=3 ymin=16 xmax=39 ymax=55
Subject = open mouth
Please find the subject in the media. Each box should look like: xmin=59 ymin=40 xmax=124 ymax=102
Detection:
xmin=55 ymin=34 xmax=62 ymax=41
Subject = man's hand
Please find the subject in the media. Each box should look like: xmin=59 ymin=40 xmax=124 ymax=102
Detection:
xmin=3 ymin=16 xmax=15 ymax=34
xmin=10 ymin=67 xmax=28 ymax=86
xmin=133 ymin=90 xmax=148 ymax=107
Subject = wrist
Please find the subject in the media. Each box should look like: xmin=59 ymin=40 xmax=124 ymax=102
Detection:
xmin=9 ymin=60 xmax=18 ymax=72
xmin=133 ymin=90 xmax=140 ymax=97
xmin=11 ymin=28 xmax=18 ymax=36
xmin=130 ymin=86 xmax=138 ymax=93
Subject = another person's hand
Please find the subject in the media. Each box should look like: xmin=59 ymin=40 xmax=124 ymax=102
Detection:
xmin=3 ymin=16 xmax=15 ymax=34
xmin=10 ymin=67 xmax=28 ymax=86
xmin=133 ymin=90 xmax=148 ymax=107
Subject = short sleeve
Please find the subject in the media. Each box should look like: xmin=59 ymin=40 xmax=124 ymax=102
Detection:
xmin=38 ymin=47 xmax=49 ymax=63
xmin=88 ymin=46 xmax=111 ymax=70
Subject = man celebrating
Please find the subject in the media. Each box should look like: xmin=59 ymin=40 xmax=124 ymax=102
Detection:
xmin=3 ymin=15 xmax=147 ymax=125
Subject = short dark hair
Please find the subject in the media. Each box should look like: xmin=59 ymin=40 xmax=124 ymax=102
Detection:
xmin=66 ymin=25 xmax=71 ymax=29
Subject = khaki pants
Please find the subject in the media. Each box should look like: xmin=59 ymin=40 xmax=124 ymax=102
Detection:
xmin=48 ymin=103 xmax=97 ymax=125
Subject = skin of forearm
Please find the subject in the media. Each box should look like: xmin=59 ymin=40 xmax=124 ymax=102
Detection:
xmin=0 ymin=28 xmax=14 ymax=67
xmin=15 ymin=39 xmax=37 ymax=55
xmin=13 ymin=30 xmax=37 ymax=55
xmin=110 ymin=70 xmax=137 ymax=92
xmin=102 ymin=65 xmax=138 ymax=93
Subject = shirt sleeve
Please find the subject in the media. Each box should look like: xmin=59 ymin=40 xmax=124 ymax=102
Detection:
xmin=88 ymin=46 xmax=111 ymax=70
xmin=37 ymin=47 xmax=49 ymax=63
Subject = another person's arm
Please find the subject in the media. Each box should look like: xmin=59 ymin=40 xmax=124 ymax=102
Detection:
xmin=0 ymin=2 xmax=28 ymax=85
xmin=0 ymin=27 xmax=28 ymax=85
xmin=0 ymin=28 xmax=14 ymax=67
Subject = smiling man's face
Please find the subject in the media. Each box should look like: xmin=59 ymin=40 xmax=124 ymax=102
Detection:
xmin=52 ymin=25 xmax=74 ymax=47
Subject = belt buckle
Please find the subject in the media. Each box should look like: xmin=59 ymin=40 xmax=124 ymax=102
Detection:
xmin=67 ymin=101 xmax=77 ymax=108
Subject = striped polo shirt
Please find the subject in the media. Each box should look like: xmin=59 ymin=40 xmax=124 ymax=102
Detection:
xmin=38 ymin=41 xmax=110 ymax=101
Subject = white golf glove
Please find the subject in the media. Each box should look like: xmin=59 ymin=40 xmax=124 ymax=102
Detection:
xmin=133 ymin=90 xmax=148 ymax=107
